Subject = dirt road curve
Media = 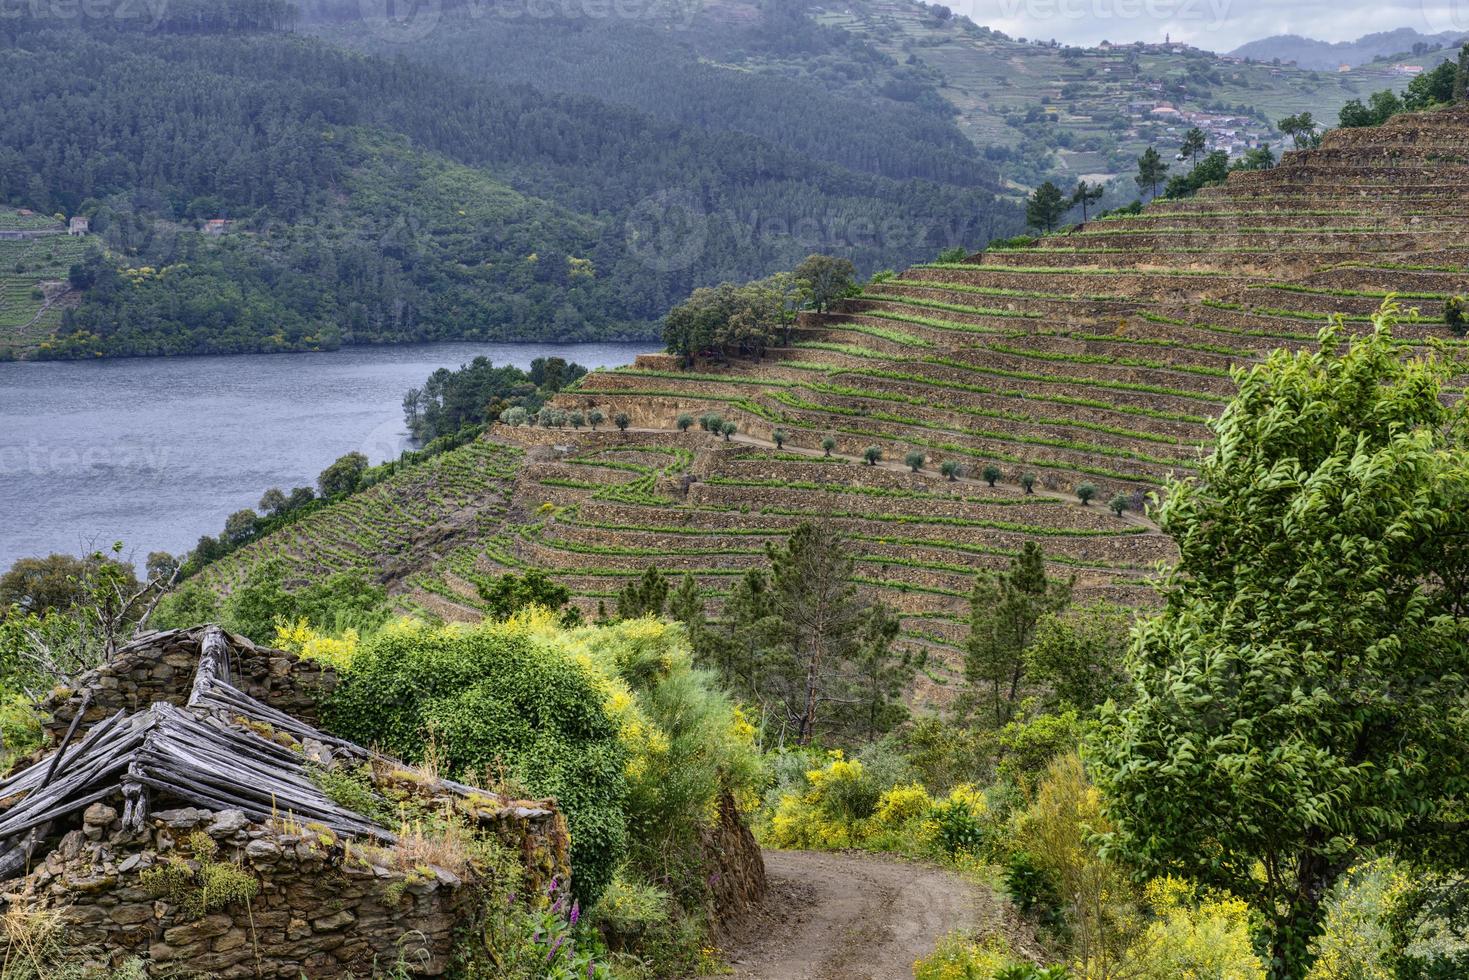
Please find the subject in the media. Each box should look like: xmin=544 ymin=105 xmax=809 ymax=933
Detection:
xmin=717 ymin=849 xmax=1023 ymax=980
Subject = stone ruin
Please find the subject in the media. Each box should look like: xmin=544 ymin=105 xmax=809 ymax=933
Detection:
xmin=0 ymin=626 xmax=572 ymax=977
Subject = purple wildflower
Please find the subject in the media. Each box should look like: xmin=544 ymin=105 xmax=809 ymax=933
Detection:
xmin=547 ymin=937 xmax=565 ymax=963
xmin=569 ymin=900 xmax=580 ymax=926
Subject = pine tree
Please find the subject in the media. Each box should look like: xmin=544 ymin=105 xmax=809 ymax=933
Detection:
xmin=1025 ymin=181 xmax=1069 ymax=233
xmin=1135 ymin=147 xmax=1169 ymax=200
xmin=1180 ymin=127 xmax=1207 ymax=164
xmin=615 ymin=566 xmax=668 ymax=619
xmin=964 ymin=542 xmax=1074 ymax=726
xmin=1070 ymin=180 xmax=1105 ymax=222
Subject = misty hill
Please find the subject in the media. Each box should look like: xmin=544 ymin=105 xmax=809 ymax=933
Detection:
xmin=1230 ymin=29 xmax=1467 ymax=69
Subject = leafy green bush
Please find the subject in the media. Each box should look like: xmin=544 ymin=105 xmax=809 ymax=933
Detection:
xmin=1004 ymin=851 xmax=1064 ymax=929
xmin=324 ymin=618 xmax=628 ymax=905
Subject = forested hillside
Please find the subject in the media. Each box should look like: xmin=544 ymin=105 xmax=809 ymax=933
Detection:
xmin=0 ymin=9 xmax=1020 ymax=358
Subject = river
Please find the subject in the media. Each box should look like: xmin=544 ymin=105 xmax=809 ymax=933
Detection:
xmin=0 ymin=342 xmax=645 ymax=571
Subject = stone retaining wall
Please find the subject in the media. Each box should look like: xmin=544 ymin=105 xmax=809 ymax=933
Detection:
xmin=8 ymin=801 xmax=568 ymax=977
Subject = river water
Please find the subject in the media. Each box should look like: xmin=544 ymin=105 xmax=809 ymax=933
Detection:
xmin=0 ymin=342 xmax=644 ymax=570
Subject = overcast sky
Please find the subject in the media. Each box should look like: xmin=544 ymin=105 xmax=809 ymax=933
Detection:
xmin=950 ymin=0 xmax=1469 ymax=53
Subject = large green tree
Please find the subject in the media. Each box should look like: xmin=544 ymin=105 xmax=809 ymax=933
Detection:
xmin=1091 ymin=305 xmax=1469 ymax=979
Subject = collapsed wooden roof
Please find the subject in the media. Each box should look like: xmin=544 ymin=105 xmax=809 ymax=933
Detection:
xmin=0 ymin=627 xmax=468 ymax=881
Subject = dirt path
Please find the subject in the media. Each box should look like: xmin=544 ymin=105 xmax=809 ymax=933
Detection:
xmin=717 ymin=850 xmax=1035 ymax=980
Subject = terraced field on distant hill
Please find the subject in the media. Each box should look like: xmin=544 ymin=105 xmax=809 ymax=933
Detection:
xmin=200 ymin=106 xmax=1469 ymax=708
xmin=0 ymin=210 xmax=87 ymax=357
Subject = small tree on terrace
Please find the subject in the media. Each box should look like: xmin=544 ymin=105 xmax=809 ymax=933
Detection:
xmin=1020 ymin=473 xmax=1037 ymax=494
xmin=793 ymin=254 xmax=857 ymax=313
xmin=981 ymin=464 xmax=1002 ymax=487
xmin=905 ymin=450 xmax=925 ymax=472
xmin=772 ymin=428 xmax=787 ymax=449
xmin=1070 ymin=180 xmax=1105 ymax=222
xmin=1447 ymin=295 xmax=1467 ymax=336
xmin=863 ymin=445 xmax=882 ymax=466
xmin=614 ymin=412 xmax=631 ymax=433
xmin=1278 ymin=112 xmax=1322 ymax=150
xmin=1075 ymin=482 xmax=1098 ymax=505
xmin=588 ymin=409 xmax=604 ymax=430
xmin=1107 ymin=494 xmax=1127 ymax=517
xmin=1134 ymin=147 xmax=1169 ymax=200
xmin=821 ymin=436 xmax=836 ymax=457
xmin=720 ymin=421 xmax=737 ymax=441
xmin=940 ymin=460 xmax=961 ymax=481
xmin=676 ymin=413 xmax=694 ymax=432
xmin=1091 ymin=305 xmax=1469 ymax=979
xmin=1025 ymin=181 xmax=1069 ymax=233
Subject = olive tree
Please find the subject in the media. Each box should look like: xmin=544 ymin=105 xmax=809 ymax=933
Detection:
xmin=904 ymin=450 xmax=925 ymax=473
xmin=1091 ymin=307 xmax=1469 ymax=979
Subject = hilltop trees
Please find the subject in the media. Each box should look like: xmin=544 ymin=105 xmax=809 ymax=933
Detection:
xmin=662 ymin=273 xmax=804 ymax=366
xmin=1134 ymin=147 xmax=1169 ymax=200
xmin=1025 ymin=181 xmax=1069 ymax=232
xmin=1341 ymin=57 xmax=1467 ymax=129
xmin=1091 ymin=307 xmax=1469 ymax=979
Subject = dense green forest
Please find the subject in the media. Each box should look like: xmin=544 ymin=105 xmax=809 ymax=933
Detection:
xmin=0 ymin=5 xmax=1021 ymax=358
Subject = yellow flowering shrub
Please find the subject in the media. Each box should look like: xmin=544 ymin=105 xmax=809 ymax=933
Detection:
xmin=873 ymin=783 xmax=933 ymax=827
xmin=1117 ymin=876 xmax=1264 ymax=980
xmin=1305 ymin=860 xmax=1411 ymax=980
xmin=913 ymin=931 xmax=1019 ymax=979
xmin=273 ymin=617 xmax=360 ymax=670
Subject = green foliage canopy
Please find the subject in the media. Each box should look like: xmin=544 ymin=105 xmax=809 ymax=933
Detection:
xmin=1092 ymin=307 xmax=1469 ymax=978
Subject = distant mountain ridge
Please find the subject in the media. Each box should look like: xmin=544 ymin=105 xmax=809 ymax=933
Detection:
xmin=1230 ymin=29 xmax=1467 ymax=69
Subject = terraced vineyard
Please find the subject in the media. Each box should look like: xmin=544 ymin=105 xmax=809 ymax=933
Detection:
xmin=197 ymin=440 xmax=525 ymax=622
xmin=200 ymin=106 xmax=1468 ymax=709
xmin=0 ymin=210 xmax=88 ymax=357
xmin=509 ymin=105 xmax=1468 ymax=704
